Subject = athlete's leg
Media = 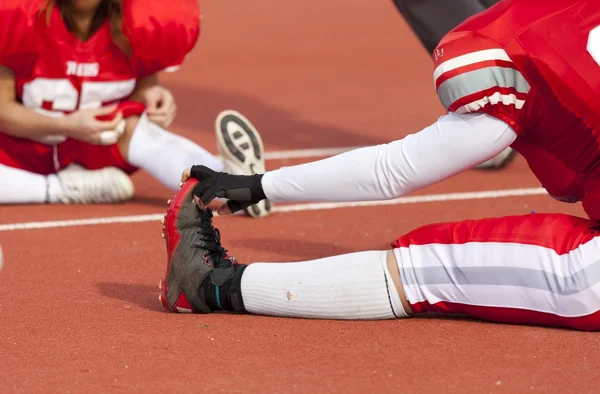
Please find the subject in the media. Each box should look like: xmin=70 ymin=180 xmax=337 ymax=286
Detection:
xmin=0 ymin=164 xmax=55 ymax=204
xmin=118 ymin=113 xmax=224 ymax=191
xmin=160 ymin=182 xmax=409 ymax=317
xmin=238 ymin=250 xmax=411 ymax=319
xmin=206 ymin=214 xmax=600 ymax=330
xmin=201 ymin=212 xmax=600 ymax=330
xmin=0 ymin=132 xmax=132 ymax=204
xmin=0 ymin=130 xmax=55 ymax=203
xmin=392 ymin=213 xmax=600 ymax=331
xmin=226 ymin=213 xmax=600 ymax=330
xmin=117 ymin=107 xmax=271 ymax=216
xmin=116 ymin=107 xmax=270 ymax=209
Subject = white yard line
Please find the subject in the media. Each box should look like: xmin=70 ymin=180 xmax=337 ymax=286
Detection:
xmin=0 ymin=187 xmax=547 ymax=232
xmin=272 ymin=187 xmax=546 ymax=212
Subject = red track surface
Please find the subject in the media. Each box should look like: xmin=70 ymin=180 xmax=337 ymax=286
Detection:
xmin=1 ymin=1 xmax=599 ymax=392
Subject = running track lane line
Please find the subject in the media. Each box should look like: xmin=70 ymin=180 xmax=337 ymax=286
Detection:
xmin=263 ymin=146 xmax=364 ymax=160
xmin=0 ymin=187 xmax=547 ymax=232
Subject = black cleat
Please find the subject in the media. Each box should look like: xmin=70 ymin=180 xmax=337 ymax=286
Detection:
xmin=159 ymin=179 xmax=238 ymax=313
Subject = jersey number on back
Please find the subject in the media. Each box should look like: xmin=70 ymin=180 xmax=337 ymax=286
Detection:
xmin=587 ymin=25 xmax=600 ymax=66
xmin=21 ymin=78 xmax=136 ymax=114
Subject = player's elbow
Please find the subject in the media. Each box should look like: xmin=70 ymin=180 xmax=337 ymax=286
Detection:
xmin=372 ymin=140 xmax=417 ymax=200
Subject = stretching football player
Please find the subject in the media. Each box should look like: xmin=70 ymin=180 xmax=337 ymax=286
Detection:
xmin=160 ymin=0 xmax=600 ymax=331
xmin=0 ymin=0 xmax=270 ymax=217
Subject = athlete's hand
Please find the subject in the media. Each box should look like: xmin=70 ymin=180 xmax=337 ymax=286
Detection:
xmin=144 ymin=85 xmax=176 ymax=128
xmin=185 ymin=165 xmax=267 ymax=215
xmin=60 ymin=105 xmax=124 ymax=145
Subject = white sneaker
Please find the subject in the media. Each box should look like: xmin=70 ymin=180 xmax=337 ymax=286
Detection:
xmin=56 ymin=164 xmax=134 ymax=204
xmin=475 ymin=147 xmax=517 ymax=169
xmin=215 ymin=110 xmax=272 ymax=218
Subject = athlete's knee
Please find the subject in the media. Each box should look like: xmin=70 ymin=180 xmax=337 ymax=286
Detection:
xmin=386 ymin=249 xmax=413 ymax=315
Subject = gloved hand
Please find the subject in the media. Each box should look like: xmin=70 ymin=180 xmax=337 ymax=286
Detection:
xmin=188 ymin=165 xmax=267 ymax=215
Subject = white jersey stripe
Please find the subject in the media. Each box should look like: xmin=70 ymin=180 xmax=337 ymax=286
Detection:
xmin=397 ymin=238 xmax=600 ymax=276
xmin=454 ymin=92 xmax=526 ymax=113
xmin=433 ymin=48 xmax=513 ymax=85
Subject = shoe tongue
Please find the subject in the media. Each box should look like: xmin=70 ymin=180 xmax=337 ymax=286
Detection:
xmin=212 ymin=253 xmax=231 ymax=268
xmin=200 ymin=209 xmax=213 ymax=219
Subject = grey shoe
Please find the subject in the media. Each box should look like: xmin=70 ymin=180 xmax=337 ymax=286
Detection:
xmin=215 ymin=110 xmax=272 ymax=218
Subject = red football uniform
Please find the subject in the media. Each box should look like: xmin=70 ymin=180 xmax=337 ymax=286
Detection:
xmin=0 ymin=0 xmax=199 ymax=175
xmin=433 ymin=0 xmax=600 ymax=220
xmin=385 ymin=0 xmax=600 ymax=330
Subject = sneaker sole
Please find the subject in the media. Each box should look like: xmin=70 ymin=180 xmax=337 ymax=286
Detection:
xmin=215 ymin=110 xmax=272 ymax=218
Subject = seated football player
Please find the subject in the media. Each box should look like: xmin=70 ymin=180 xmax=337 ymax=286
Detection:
xmin=159 ymin=0 xmax=600 ymax=331
xmin=0 ymin=0 xmax=270 ymax=217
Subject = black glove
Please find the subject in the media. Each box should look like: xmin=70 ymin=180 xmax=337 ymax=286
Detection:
xmin=190 ymin=165 xmax=267 ymax=213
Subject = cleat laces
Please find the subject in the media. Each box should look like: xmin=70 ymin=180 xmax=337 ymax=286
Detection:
xmin=193 ymin=210 xmax=230 ymax=268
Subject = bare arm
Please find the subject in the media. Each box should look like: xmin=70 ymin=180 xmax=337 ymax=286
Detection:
xmin=0 ymin=65 xmax=124 ymax=143
xmin=129 ymin=73 xmax=158 ymax=103
xmin=0 ymin=65 xmax=67 ymax=138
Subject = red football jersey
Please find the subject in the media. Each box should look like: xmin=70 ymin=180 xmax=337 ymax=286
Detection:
xmin=0 ymin=0 xmax=199 ymax=143
xmin=433 ymin=0 xmax=600 ymax=220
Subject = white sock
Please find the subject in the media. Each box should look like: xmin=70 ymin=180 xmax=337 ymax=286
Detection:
xmin=127 ymin=113 xmax=224 ymax=190
xmin=240 ymin=250 xmax=408 ymax=320
xmin=46 ymin=174 xmax=63 ymax=203
xmin=0 ymin=164 xmax=64 ymax=204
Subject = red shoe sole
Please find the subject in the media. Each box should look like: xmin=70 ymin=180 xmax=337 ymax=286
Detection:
xmin=160 ymin=179 xmax=199 ymax=313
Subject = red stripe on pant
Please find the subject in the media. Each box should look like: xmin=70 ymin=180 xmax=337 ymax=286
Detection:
xmin=410 ymin=300 xmax=600 ymax=331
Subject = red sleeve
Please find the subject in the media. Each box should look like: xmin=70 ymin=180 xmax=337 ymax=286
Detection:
xmin=432 ymin=31 xmax=530 ymax=134
xmin=0 ymin=0 xmax=40 ymax=71
xmin=123 ymin=0 xmax=200 ymax=78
